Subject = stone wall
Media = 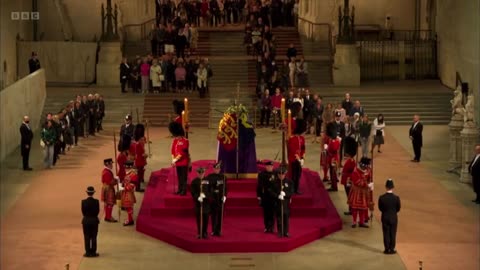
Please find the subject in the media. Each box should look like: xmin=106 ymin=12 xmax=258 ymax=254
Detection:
xmin=436 ymin=0 xmax=480 ymax=123
xmin=0 ymin=69 xmax=46 ymax=161
xmin=17 ymin=41 xmax=97 ymax=83
xmin=0 ymin=0 xmax=32 ymax=88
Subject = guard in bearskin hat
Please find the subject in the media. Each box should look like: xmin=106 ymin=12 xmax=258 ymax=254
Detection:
xmin=269 ymin=166 xmax=294 ymax=238
xmin=169 ymin=121 xmax=190 ymax=195
xmin=323 ymin=122 xmax=341 ymax=191
xmin=172 ymin=99 xmax=185 ymax=126
xmin=341 ymin=136 xmax=358 ymax=215
xmin=206 ymin=162 xmax=227 ymax=236
xmin=347 ymin=157 xmax=373 ymax=228
xmin=287 ymin=119 xmax=306 ymax=194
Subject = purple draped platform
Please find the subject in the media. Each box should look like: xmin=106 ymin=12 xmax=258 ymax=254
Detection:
xmin=216 ymin=141 xmax=257 ymax=175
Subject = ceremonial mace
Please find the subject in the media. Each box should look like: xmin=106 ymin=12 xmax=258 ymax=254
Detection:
xmin=199 ymin=174 xmax=204 ymax=238
xmin=280 ymin=172 xmax=284 ymax=237
xmin=145 ymin=119 xmax=152 ymax=158
xmin=184 ymin=98 xmax=189 ymax=139
xmin=113 ymin=132 xmax=121 ymax=221
xmin=280 ymin=98 xmax=287 ymax=166
xmin=220 ymin=161 xmax=226 ymax=236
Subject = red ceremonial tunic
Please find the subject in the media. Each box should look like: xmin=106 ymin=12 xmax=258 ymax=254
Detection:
xmin=128 ymin=141 xmax=137 ymax=161
xmin=171 ymin=137 xmax=190 ymax=167
xmin=134 ymin=140 xmax=147 ymax=167
xmin=284 ymin=118 xmax=297 ymax=134
xmin=287 ymin=135 xmax=305 ymax=163
xmin=117 ymin=152 xmax=128 ymax=182
xmin=341 ymin=158 xmax=356 ymax=186
xmin=326 ymin=138 xmax=341 ymax=165
xmin=101 ymin=167 xmax=116 ymax=204
xmin=121 ymin=182 xmax=136 ymax=208
xmin=125 ymin=170 xmax=139 ymax=184
xmin=347 ymin=168 xmax=370 ymax=209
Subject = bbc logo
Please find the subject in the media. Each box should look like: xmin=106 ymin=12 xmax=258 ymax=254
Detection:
xmin=11 ymin=12 xmax=40 ymax=20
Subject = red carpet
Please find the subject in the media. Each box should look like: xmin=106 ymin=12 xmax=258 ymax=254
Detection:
xmin=136 ymin=160 xmax=342 ymax=253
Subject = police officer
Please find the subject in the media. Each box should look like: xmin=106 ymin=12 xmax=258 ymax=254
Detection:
xmin=256 ymin=161 xmax=276 ymax=233
xmin=207 ymin=162 xmax=227 ymax=236
xmin=190 ymin=167 xmax=211 ymax=239
xmin=81 ymin=186 xmax=100 ymax=257
xmin=269 ymin=166 xmax=294 ymax=237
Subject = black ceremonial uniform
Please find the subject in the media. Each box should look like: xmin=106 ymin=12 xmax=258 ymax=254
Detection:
xmin=190 ymin=177 xmax=211 ymax=238
xmin=207 ymin=172 xmax=227 ymax=236
xmin=81 ymin=196 xmax=100 ymax=257
xmin=256 ymin=170 xmax=276 ymax=232
xmin=269 ymin=176 xmax=294 ymax=237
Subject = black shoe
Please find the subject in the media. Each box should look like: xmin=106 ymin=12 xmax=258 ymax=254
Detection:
xmin=472 ymin=199 xmax=480 ymax=203
xmin=92 ymin=253 xmax=99 ymax=257
xmin=323 ymin=178 xmax=330 ymax=182
xmin=104 ymin=218 xmax=118 ymax=223
xmin=284 ymin=233 xmax=290 ymax=238
xmin=343 ymin=211 xmax=352 ymax=216
xmin=359 ymin=223 xmax=369 ymax=228
xmin=327 ymin=188 xmax=338 ymax=192
xmin=83 ymin=253 xmax=91 ymax=257
xmin=388 ymin=250 xmax=397 ymax=254
xmin=123 ymin=221 xmax=135 ymax=226
xmin=136 ymin=188 xmax=145 ymax=192
xmin=383 ymin=250 xmax=390 ymax=254
xmin=351 ymin=224 xmax=357 ymax=228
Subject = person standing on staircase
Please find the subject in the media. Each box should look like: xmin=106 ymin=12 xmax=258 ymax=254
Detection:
xmin=196 ymin=63 xmax=208 ymax=98
xmin=149 ymin=23 xmax=160 ymax=57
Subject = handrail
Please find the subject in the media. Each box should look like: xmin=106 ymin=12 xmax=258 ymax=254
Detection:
xmin=122 ymin=18 xmax=156 ymax=42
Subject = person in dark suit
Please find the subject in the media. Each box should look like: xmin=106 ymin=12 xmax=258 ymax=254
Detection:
xmin=378 ymin=179 xmax=401 ymax=255
xmin=81 ymin=186 xmax=100 ymax=257
xmin=333 ymin=111 xmax=346 ymax=163
xmin=468 ymin=144 xmax=480 ymax=204
xmin=409 ymin=114 xmax=423 ymax=162
xmin=120 ymin=57 xmax=130 ymax=93
xmin=20 ymin=116 xmax=34 ymax=171
xmin=28 ymin=52 xmax=41 ymax=74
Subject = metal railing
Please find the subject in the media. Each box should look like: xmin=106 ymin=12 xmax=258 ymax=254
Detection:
xmin=355 ymin=28 xmax=435 ymax=41
xmin=122 ymin=18 xmax=156 ymax=42
xmin=359 ymin=39 xmax=437 ymax=81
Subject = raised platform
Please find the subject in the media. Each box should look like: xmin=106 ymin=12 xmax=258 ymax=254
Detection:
xmin=136 ymin=160 xmax=342 ymax=253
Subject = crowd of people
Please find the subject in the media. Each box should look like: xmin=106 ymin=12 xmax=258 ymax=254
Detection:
xmin=26 ymin=94 xmax=106 ymax=170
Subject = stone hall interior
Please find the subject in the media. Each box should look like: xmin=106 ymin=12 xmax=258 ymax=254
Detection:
xmin=0 ymin=0 xmax=479 ymax=269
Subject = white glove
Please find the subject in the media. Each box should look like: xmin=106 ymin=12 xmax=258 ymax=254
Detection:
xmin=337 ymin=136 xmax=342 ymax=142
xmin=197 ymin=196 xmax=203 ymax=202
xmin=368 ymin=182 xmax=374 ymax=191
xmin=324 ymin=144 xmax=328 ymax=150
xmin=118 ymin=185 xmax=124 ymax=191
xmin=222 ymin=196 xmax=226 ymax=203
xmin=299 ymin=158 xmax=304 ymax=167
xmin=122 ymin=76 xmax=127 ymax=79
xmin=278 ymin=195 xmax=284 ymax=200
xmin=257 ymin=197 xmax=261 ymax=201
xmin=280 ymin=191 xmax=286 ymax=197
xmin=171 ymin=158 xmax=179 ymax=165
xmin=200 ymin=193 xmax=206 ymax=199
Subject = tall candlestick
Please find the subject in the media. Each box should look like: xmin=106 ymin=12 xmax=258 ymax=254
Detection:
xmin=287 ymin=109 xmax=292 ymax=137
xmin=181 ymin=110 xmax=185 ymax=131
xmin=184 ymin=98 xmax=189 ymax=123
xmin=281 ymin=98 xmax=285 ymax=122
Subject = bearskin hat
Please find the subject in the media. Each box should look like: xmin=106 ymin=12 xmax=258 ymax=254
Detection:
xmin=134 ymin=124 xmax=145 ymax=141
xmin=293 ymin=119 xmax=307 ymax=135
xmin=173 ymin=99 xmax=185 ymax=116
xmin=168 ymin=121 xmax=185 ymax=137
xmin=120 ymin=134 xmax=132 ymax=151
xmin=326 ymin=122 xmax=337 ymax=139
xmin=343 ymin=136 xmax=358 ymax=157
xmin=359 ymin=157 xmax=371 ymax=167
xmin=290 ymin=102 xmax=302 ymax=118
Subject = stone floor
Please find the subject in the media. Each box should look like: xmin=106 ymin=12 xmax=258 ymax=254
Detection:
xmin=0 ymin=122 xmax=478 ymax=270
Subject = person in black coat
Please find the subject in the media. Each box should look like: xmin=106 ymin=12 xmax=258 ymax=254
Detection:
xmin=190 ymin=167 xmax=211 ymax=239
xmin=81 ymin=186 xmax=100 ymax=257
xmin=469 ymin=144 xmax=480 ymax=204
xmin=409 ymin=114 xmax=423 ymax=162
xmin=333 ymin=111 xmax=346 ymax=162
xmin=256 ymin=160 xmax=276 ymax=233
xmin=20 ymin=116 xmax=34 ymax=171
xmin=269 ymin=166 xmax=294 ymax=238
xmin=120 ymin=58 xmax=130 ymax=93
xmin=118 ymin=114 xmax=135 ymax=151
xmin=378 ymin=179 xmax=401 ymax=255
xmin=28 ymin=52 xmax=41 ymax=74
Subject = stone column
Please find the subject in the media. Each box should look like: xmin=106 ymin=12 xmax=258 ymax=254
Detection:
xmin=333 ymin=44 xmax=360 ymax=86
xmin=459 ymin=124 xmax=480 ymax=183
xmin=448 ymin=115 xmax=463 ymax=172
xmin=96 ymin=42 xmax=122 ymax=86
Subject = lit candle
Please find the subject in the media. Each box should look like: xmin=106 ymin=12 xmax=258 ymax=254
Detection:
xmin=181 ymin=110 xmax=185 ymax=131
xmin=281 ymin=98 xmax=285 ymax=122
xmin=184 ymin=98 xmax=189 ymax=123
xmin=287 ymin=109 xmax=292 ymax=137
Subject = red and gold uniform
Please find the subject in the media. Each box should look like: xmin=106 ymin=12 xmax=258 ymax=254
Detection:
xmin=287 ymin=134 xmax=305 ymax=193
xmin=347 ymin=167 xmax=371 ymax=226
xmin=101 ymin=165 xmax=117 ymax=221
xmin=320 ymin=135 xmax=330 ymax=180
xmin=117 ymin=151 xmax=128 ymax=183
xmin=121 ymin=176 xmax=136 ymax=226
xmin=171 ymin=136 xmax=190 ymax=195
xmin=341 ymin=158 xmax=357 ymax=186
xmin=128 ymin=141 xmax=136 ymax=161
xmin=134 ymin=137 xmax=147 ymax=191
xmin=325 ymin=137 xmax=341 ymax=190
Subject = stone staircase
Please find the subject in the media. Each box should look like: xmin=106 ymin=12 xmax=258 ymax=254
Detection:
xmin=300 ymin=37 xmax=333 ymax=86
xmin=272 ymin=27 xmax=304 ymax=60
xmin=41 ymin=87 xmax=145 ymax=131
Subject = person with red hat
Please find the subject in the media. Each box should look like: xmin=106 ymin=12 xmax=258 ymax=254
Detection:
xmin=101 ymin=158 xmax=118 ymax=222
xmin=287 ymin=119 xmax=306 ymax=194
xmin=348 ymin=158 xmax=373 ymax=228
xmin=121 ymin=161 xmax=137 ymax=226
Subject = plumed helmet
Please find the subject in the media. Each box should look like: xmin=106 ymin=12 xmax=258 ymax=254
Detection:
xmin=120 ymin=134 xmax=132 ymax=151
xmin=290 ymin=102 xmax=302 ymax=118
xmin=326 ymin=122 xmax=337 ymax=139
xmin=168 ymin=121 xmax=185 ymax=137
xmin=293 ymin=118 xmax=306 ymax=135
xmin=173 ymin=99 xmax=185 ymax=116
xmin=343 ymin=136 xmax=358 ymax=157
xmin=134 ymin=124 xmax=145 ymax=141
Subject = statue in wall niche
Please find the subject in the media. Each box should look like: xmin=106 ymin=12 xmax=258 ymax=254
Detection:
xmin=463 ymin=94 xmax=475 ymax=126
xmin=450 ymin=86 xmax=465 ymax=117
